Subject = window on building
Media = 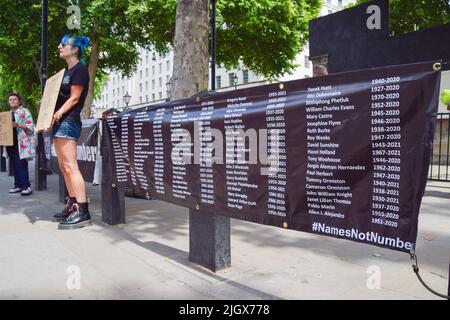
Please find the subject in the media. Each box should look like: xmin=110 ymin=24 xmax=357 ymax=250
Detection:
xmin=146 ymin=95 xmax=149 ymax=102
xmin=152 ymin=80 xmax=155 ymax=90
xmin=113 ymin=78 xmax=115 ymax=85
xmin=113 ymin=101 xmax=115 ymax=108
xmin=139 ymin=83 xmax=142 ymax=92
xmin=338 ymin=0 xmax=342 ymax=7
xmin=152 ymin=66 xmax=155 ymax=75
xmin=139 ymin=97 xmax=142 ymax=103
xmin=159 ymin=92 xmax=162 ymax=99
xmin=140 ymin=70 xmax=142 ymax=78
xmin=304 ymin=55 xmax=311 ymax=68
xmin=159 ymin=77 xmax=162 ymax=87
xmin=166 ymin=60 xmax=170 ymax=71
xmin=113 ymin=89 xmax=115 ymax=97
xmin=216 ymin=76 xmax=222 ymax=89
xmin=146 ymin=54 xmax=149 ymax=64
xmin=146 ymin=68 xmax=148 ymax=77
xmin=152 ymin=93 xmax=155 ymax=101
xmin=243 ymin=70 xmax=249 ymax=84
xmin=146 ymin=81 xmax=148 ymax=91
xmin=159 ymin=63 xmax=162 ymax=73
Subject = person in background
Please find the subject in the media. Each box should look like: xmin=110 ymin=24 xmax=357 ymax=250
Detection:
xmin=51 ymin=34 xmax=91 ymax=230
xmin=6 ymin=93 xmax=36 ymax=196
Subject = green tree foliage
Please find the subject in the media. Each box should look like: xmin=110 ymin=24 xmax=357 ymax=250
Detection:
xmin=127 ymin=0 xmax=322 ymax=78
xmin=216 ymin=0 xmax=321 ymax=78
xmin=352 ymin=0 xmax=450 ymax=34
xmin=0 ymin=0 xmax=321 ymax=115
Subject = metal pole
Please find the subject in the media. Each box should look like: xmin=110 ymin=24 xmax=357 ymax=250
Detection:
xmin=41 ymin=0 xmax=47 ymax=93
xmin=211 ymin=0 xmax=216 ymax=91
xmin=35 ymin=0 xmax=48 ymax=191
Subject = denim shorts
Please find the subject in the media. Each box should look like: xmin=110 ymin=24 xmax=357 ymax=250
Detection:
xmin=52 ymin=119 xmax=82 ymax=141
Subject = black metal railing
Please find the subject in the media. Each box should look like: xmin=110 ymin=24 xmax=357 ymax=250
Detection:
xmin=429 ymin=113 xmax=450 ymax=181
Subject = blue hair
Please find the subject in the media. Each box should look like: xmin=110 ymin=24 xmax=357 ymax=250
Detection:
xmin=60 ymin=34 xmax=90 ymax=64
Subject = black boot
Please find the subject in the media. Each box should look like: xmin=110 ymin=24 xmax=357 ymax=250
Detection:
xmin=52 ymin=197 xmax=76 ymax=222
xmin=58 ymin=202 xmax=92 ymax=230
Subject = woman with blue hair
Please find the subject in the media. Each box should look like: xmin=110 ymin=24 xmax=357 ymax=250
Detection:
xmin=51 ymin=34 xmax=91 ymax=229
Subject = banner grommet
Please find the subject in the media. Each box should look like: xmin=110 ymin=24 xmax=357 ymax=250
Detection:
xmin=432 ymin=62 xmax=441 ymax=71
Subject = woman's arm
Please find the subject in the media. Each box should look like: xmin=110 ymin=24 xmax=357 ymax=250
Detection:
xmin=53 ymin=84 xmax=84 ymax=122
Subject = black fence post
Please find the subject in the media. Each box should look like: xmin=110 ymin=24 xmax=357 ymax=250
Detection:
xmin=35 ymin=0 xmax=48 ymax=191
xmin=101 ymin=118 xmax=125 ymax=225
xmin=189 ymin=209 xmax=231 ymax=272
xmin=0 ymin=146 xmax=6 ymax=172
xmin=35 ymin=132 xmax=47 ymax=190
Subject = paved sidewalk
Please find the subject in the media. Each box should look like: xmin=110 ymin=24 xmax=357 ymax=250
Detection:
xmin=0 ymin=161 xmax=448 ymax=300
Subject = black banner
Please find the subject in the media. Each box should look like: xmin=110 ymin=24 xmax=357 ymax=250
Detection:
xmin=105 ymin=62 xmax=440 ymax=253
xmin=43 ymin=119 xmax=99 ymax=183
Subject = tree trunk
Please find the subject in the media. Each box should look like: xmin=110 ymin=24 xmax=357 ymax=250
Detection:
xmin=81 ymin=35 xmax=100 ymax=119
xmin=171 ymin=0 xmax=209 ymax=100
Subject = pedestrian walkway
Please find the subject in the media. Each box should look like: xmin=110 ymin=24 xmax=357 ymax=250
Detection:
xmin=0 ymin=161 xmax=448 ymax=299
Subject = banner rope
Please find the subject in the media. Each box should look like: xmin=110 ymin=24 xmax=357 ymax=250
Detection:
xmin=410 ymin=250 xmax=449 ymax=299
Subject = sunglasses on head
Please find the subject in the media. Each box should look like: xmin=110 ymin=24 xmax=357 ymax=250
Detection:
xmin=60 ymin=42 xmax=72 ymax=48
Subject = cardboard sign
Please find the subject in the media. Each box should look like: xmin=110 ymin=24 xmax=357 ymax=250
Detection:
xmin=0 ymin=111 xmax=13 ymax=146
xmin=36 ymin=69 xmax=65 ymax=132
